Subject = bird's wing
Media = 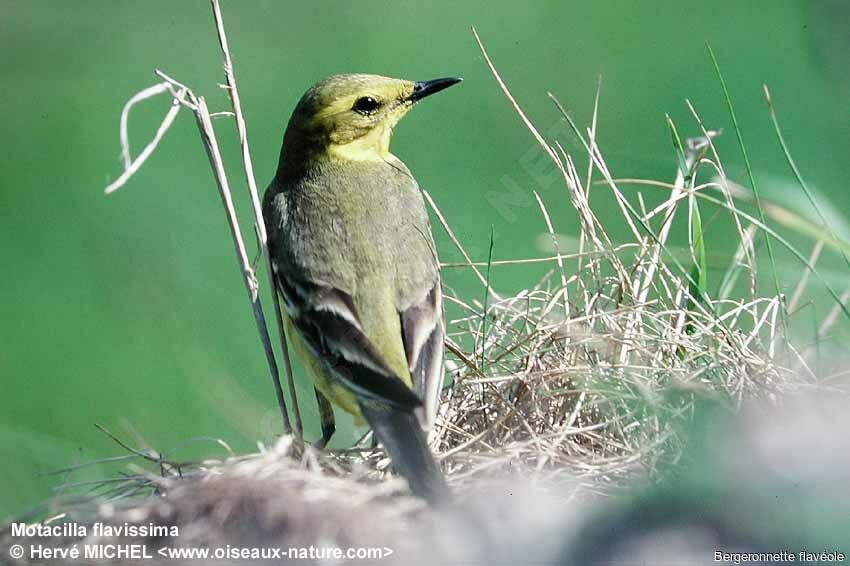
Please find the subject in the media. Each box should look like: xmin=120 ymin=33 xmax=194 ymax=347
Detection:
xmin=272 ymin=263 xmax=421 ymax=411
xmin=400 ymin=277 xmax=445 ymax=428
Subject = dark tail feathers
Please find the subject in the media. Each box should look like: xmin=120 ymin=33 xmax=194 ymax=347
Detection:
xmin=360 ymin=403 xmax=449 ymax=505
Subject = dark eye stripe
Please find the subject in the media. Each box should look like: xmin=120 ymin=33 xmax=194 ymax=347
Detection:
xmin=352 ymin=96 xmax=380 ymax=115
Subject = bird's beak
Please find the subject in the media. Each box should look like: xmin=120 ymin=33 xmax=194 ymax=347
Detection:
xmin=409 ymin=77 xmax=463 ymax=102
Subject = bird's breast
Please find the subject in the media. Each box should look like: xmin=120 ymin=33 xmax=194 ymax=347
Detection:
xmin=272 ymin=157 xmax=438 ymax=304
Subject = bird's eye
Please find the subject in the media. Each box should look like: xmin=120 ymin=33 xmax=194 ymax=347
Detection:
xmin=352 ymin=96 xmax=380 ymax=115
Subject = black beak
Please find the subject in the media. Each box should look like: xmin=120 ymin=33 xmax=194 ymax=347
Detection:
xmin=409 ymin=77 xmax=463 ymax=102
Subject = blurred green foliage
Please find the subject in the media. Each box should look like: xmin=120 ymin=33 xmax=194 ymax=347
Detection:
xmin=1 ymin=0 xmax=848 ymax=517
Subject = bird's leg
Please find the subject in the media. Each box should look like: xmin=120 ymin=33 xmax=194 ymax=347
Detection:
xmin=314 ymin=387 xmax=336 ymax=449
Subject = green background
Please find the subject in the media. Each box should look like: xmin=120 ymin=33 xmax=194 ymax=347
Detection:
xmin=2 ymin=0 xmax=848 ymax=517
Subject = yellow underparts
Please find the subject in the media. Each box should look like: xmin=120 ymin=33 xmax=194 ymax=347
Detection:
xmin=283 ymin=313 xmax=364 ymax=422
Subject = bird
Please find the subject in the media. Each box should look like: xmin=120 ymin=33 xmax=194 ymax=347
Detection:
xmin=262 ymin=73 xmax=461 ymax=503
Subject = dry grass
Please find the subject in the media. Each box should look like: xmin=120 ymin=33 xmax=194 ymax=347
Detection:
xmin=420 ymin=30 xmax=802 ymax=491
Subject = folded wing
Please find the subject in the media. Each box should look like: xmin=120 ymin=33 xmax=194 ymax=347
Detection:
xmin=273 ymin=263 xmax=422 ymax=411
xmin=400 ymin=278 xmax=445 ymax=428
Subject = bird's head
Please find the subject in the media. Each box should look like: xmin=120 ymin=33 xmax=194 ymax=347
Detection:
xmin=282 ymin=73 xmax=461 ymax=164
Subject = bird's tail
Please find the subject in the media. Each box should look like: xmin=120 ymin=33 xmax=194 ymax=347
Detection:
xmin=360 ymin=403 xmax=449 ymax=505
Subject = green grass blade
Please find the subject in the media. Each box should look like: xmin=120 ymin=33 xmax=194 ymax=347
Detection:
xmin=707 ymin=44 xmax=786 ymax=334
xmin=548 ymin=95 xmax=726 ymax=331
xmin=763 ymin=84 xmax=850 ymax=275
xmin=694 ymin=191 xmax=850 ymax=323
xmin=666 ymin=113 xmax=689 ymax=178
xmin=686 ymin=197 xmax=708 ymax=334
xmin=479 ymin=225 xmax=496 ymax=369
xmin=690 ymin=199 xmax=708 ymax=297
